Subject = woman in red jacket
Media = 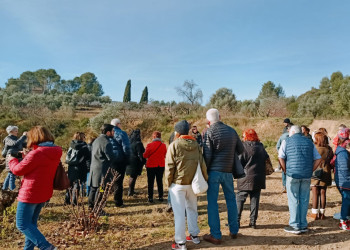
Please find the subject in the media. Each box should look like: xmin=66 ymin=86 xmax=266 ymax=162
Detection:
xmin=143 ymin=131 xmax=167 ymax=203
xmin=9 ymin=126 xmax=62 ymax=250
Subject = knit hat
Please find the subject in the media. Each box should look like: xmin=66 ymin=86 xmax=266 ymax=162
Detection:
xmin=206 ymin=109 xmax=220 ymax=123
xmin=337 ymin=128 xmax=349 ymax=139
xmin=283 ymin=118 xmax=291 ymax=124
xmin=174 ymin=120 xmax=190 ymax=135
xmin=6 ymin=125 xmax=18 ymax=134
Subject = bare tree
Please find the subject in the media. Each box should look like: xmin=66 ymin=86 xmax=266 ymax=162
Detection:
xmin=175 ymin=80 xmax=203 ymax=105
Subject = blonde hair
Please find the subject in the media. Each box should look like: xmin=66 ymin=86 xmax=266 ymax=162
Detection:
xmin=27 ymin=126 xmax=55 ymax=148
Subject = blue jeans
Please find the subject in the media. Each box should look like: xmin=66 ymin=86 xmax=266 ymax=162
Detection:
xmin=286 ymin=176 xmax=311 ymax=229
xmin=2 ymin=171 xmax=16 ymax=190
xmin=340 ymin=189 xmax=350 ymax=220
xmin=207 ymin=171 xmax=238 ymax=239
xmin=282 ymin=172 xmax=286 ymax=187
xmin=16 ymin=201 xmax=53 ymax=250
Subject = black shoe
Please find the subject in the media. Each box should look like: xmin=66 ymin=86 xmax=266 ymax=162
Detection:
xmin=148 ymin=198 xmax=154 ymax=203
xmin=115 ymin=203 xmax=125 ymax=208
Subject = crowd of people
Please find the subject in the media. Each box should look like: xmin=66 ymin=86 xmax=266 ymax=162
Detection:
xmin=2 ymin=109 xmax=350 ymax=250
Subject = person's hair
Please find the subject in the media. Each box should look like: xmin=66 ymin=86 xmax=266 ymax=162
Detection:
xmin=101 ymin=124 xmax=114 ymax=134
xmin=6 ymin=125 xmax=18 ymax=134
xmin=152 ymin=131 xmax=161 ymax=139
xmin=242 ymin=129 xmax=259 ymax=142
xmin=318 ymin=128 xmax=328 ymax=135
xmin=314 ymin=132 xmax=328 ymax=147
xmin=27 ymin=126 xmax=55 ymax=148
xmin=110 ymin=118 xmax=121 ymax=126
xmin=73 ymin=132 xmax=86 ymax=141
xmin=290 ymin=125 xmax=301 ymax=134
xmin=129 ymin=129 xmax=141 ymax=143
xmin=339 ymin=124 xmax=347 ymax=130
xmin=301 ymin=125 xmax=310 ymax=134
xmin=87 ymin=136 xmax=97 ymax=144
xmin=206 ymin=108 xmax=220 ymax=123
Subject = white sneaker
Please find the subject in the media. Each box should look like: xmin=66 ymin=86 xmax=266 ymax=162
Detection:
xmin=274 ymin=168 xmax=282 ymax=173
xmin=186 ymin=235 xmax=200 ymax=244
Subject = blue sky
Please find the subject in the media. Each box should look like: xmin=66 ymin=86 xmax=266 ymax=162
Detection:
xmin=1 ymin=0 xmax=349 ymax=103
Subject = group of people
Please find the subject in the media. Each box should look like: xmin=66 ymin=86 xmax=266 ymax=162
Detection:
xmin=276 ymin=119 xmax=350 ymax=234
xmin=2 ymin=109 xmax=350 ymax=250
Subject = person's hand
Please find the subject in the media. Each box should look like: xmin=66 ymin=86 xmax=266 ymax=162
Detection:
xmin=23 ymin=131 xmax=27 ymax=136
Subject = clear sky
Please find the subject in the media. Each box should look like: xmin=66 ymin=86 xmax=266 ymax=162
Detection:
xmin=1 ymin=0 xmax=349 ymax=103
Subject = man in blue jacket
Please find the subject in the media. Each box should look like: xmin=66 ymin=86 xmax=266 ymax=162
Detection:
xmin=278 ymin=125 xmax=321 ymax=234
xmin=110 ymin=118 xmax=130 ymax=207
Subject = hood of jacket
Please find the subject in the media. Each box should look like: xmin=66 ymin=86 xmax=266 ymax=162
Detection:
xmin=35 ymin=145 xmax=62 ymax=162
xmin=177 ymin=136 xmax=198 ymax=152
xmin=70 ymin=140 xmax=87 ymax=150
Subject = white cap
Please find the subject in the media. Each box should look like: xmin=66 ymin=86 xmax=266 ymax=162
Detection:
xmin=206 ymin=108 xmax=220 ymax=123
xmin=111 ymin=118 xmax=121 ymax=126
xmin=6 ymin=125 xmax=18 ymax=134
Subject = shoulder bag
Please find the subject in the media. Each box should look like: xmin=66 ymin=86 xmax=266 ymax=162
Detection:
xmin=53 ymin=162 xmax=70 ymax=190
xmin=192 ymin=162 xmax=208 ymax=194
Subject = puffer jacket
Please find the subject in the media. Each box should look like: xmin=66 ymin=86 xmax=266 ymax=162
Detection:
xmin=335 ymin=146 xmax=350 ymax=190
xmin=165 ymin=135 xmax=208 ymax=186
xmin=143 ymin=139 xmax=167 ymax=168
xmin=3 ymin=134 xmax=27 ymax=171
xmin=203 ymin=121 xmax=244 ymax=173
xmin=237 ymin=141 xmax=269 ymax=191
xmin=9 ymin=142 xmax=62 ymax=203
xmin=67 ymin=140 xmax=91 ymax=182
xmin=110 ymin=126 xmax=130 ymax=164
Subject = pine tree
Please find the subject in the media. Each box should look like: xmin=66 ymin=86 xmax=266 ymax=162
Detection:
xmin=140 ymin=86 xmax=148 ymax=103
xmin=123 ymin=79 xmax=131 ymax=102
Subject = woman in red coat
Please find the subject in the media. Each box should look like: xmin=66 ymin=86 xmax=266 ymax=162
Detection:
xmin=143 ymin=131 xmax=167 ymax=203
xmin=9 ymin=126 xmax=62 ymax=250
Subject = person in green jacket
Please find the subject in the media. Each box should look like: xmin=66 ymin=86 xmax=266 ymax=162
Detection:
xmin=165 ymin=120 xmax=208 ymax=250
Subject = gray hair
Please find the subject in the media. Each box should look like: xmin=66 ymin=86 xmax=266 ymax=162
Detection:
xmin=206 ymin=108 xmax=220 ymax=123
xmin=6 ymin=125 xmax=18 ymax=134
xmin=289 ymin=125 xmax=301 ymax=136
xmin=110 ymin=118 xmax=121 ymax=126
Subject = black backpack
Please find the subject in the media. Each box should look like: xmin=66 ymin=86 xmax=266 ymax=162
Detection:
xmin=65 ymin=148 xmax=80 ymax=165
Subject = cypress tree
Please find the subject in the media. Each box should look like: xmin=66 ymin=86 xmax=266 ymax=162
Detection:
xmin=123 ymin=79 xmax=131 ymax=102
xmin=140 ymin=86 xmax=148 ymax=103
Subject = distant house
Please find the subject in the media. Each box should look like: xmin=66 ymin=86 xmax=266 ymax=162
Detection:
xmin=31 ymin=86 xmax=44 ymax=94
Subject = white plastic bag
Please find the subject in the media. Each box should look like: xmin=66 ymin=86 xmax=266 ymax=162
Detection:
xmin=192 ymin=163 xmax=208 ymax=194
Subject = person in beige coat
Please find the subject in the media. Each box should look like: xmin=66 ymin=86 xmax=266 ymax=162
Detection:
xmin=165 ymin=120 xmax=208 ymax=250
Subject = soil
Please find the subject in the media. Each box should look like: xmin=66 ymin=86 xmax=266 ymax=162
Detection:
xmin=144 ymin=172 xmax=350 ymax=250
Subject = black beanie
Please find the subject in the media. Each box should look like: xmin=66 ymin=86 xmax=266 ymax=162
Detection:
xmin=175 ymin=120 xmax=190 ymax=135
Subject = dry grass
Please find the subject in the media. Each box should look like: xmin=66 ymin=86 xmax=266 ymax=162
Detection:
xmin=1 ymin=118 xmax=350 ymax=249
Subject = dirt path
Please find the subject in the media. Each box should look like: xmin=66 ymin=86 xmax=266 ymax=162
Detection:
xmin=141 ymin=172 xmax=350 ymax=250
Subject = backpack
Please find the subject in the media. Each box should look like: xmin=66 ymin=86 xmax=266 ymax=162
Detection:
xmin=65 ymin=147 xmax=80 ymax=165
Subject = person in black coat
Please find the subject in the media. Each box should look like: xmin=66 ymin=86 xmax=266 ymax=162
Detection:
xmin=126 ymin=129 xmax=145 ymax=196
xmin=65 ymin=132 xmax=91 ymax=205
xmin=237 ymin=129 xmax=269 ymax=229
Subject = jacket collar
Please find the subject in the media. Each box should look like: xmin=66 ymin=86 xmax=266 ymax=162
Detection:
xmin=179 ymin=135 xmax=196 ymax=141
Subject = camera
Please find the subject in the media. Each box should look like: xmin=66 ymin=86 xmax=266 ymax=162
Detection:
xmin=8 ymin=149 xmax=23 ymax=160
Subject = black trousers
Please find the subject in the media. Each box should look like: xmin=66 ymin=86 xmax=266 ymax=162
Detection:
xmin=146 ymin=167 xmax=164 ymax=200
xmin=65 ymin=181 xmax=81 ymax=205
xmin=128 ymin=174 xmax=138 ymax=195
xmin=113 ymin=165 xmax=126 ymax=206
xmin=236 ymin=189 xmax=261 ymax=224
